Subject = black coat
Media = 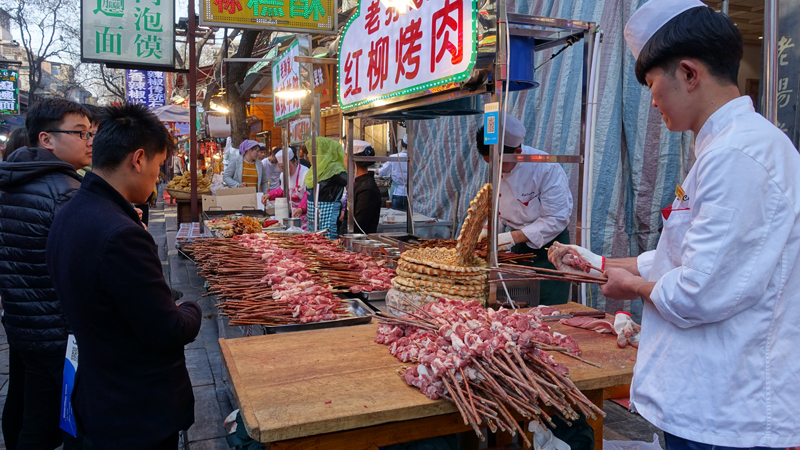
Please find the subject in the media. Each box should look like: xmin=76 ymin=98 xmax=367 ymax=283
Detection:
xmin=0 ymin=146 xmax=81 ymax=354
xmin=353 ymin=172 xmax=382 ymax=234
xmin=46 ymin=172 xmax=202 ymax=449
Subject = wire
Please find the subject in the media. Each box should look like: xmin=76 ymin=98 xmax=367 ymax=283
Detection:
xmin=534 ymin=35 xmax=580 ymax=71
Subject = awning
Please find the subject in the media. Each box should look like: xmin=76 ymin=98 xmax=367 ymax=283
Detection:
xmin=152 ymin=105 xmax=190 ymax=123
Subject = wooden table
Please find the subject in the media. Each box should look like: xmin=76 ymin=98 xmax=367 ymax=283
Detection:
xmin=220 ymin=302 xmax=637 ymax=449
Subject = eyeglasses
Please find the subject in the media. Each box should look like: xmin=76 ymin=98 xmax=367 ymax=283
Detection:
xmin=46 ymin=130 xmax=95 ymax=140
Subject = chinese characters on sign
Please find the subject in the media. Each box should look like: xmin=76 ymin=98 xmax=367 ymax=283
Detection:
xmin=200 ymin=0 xmax=335 ymax=33
xmin=777 ymin=1 xmax=800 ymax=146
xmin=0 ymin=70 xmax=19 ymax=115
xmin=82 ymin=0 xmax=174 ymax=67
xmin=125 ymin=70 xmax=166 ymax=108
xmin=338 ymin=0 xmax=475 ymax=109
xmin=271 ymin=41 xmax=328 ymax=123
xmin=289 ymin=118 xmax=311 ymax=143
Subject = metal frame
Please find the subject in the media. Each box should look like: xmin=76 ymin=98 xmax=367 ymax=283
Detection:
xmin=340 ymin=5 xmax=596 ymax=305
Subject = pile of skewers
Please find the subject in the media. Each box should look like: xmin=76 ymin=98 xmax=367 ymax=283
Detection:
xmin=374 ymin=298 xmax=605 ymax=447
xmin=492 ymin=263 xmax=607 ymax=285
xmin=190 ymin=238 xmax=352 ymax=326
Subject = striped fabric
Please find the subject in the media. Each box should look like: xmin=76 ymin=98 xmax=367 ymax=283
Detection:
xmin=410 ymin=0 xmax=695 ymax=318
xmin=241 ymin=161 xmax=259 ymax=186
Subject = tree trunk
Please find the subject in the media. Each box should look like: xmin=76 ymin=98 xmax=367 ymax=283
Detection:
xmin=227 ymin=29 xmax=264 ymax=147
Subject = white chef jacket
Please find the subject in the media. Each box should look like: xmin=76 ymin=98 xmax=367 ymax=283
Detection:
xmin=378 ymin=150 xmax=408 ymax=197
xmin=497 ymin=145 xmax=572 ymax=249
xmin=261 ymin=158 xmax=282 ymax=191
xmin=633 ymin=96 xmax=800 ymax=447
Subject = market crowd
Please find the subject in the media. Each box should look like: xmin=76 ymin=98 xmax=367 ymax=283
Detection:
xmin=1 ymin=0 xmax=800 ymax=448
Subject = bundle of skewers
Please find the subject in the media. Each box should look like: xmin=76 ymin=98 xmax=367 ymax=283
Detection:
xmin=190 ymin=238 xmax=352 ymax=326
xmin=417 ymin=239 xmax=536 ymax=263
xmin=492 ymin=263 xmax=608 ymax=285
xmin=374 ymin=298 xmax=605 ymax=447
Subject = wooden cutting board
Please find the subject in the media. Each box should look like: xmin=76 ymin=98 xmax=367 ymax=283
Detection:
xmin=220 ymin=302 xmax=636 ymax=443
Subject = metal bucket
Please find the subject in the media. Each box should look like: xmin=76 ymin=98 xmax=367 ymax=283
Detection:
xmin=351 ymin=239 xmax=374 ymax=253
xmin=283 ymin=217 xmax=302 ymax=229
xmin=340 ymin=234 xmax=368 ymax=250
xmin=361 ymin=243 xmax=388 ymax=257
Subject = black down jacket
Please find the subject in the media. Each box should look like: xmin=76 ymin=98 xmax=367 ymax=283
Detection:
xmin=0 ymin=146 xmax=82 ymax=354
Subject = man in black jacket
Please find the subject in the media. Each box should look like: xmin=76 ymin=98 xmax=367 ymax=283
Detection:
xmin=47 ymin=103 xmax=202 ymax=450
xmin=0 ymin=99 xmax=92 ymax=450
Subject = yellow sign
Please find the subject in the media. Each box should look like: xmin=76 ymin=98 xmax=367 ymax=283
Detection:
xmin=200 ymin=0 xmax=336 ymax=33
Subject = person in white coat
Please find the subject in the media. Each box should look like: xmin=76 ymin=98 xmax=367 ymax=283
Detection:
xmin=378 ymin=135 xmax=409 ymax=211
xmin=476 ymin=114 xmax=574 ymax=306
xmin=550 ymin=1 xmax=800 ymax=448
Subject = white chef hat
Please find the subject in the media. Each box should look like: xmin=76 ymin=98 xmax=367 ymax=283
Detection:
xmin=501 ymin=114 xmax=526 ymax=148
xmin=275 ymin=148 xmax=295 ymax=161
xmin=352 ymin=139 xmax=372 ymax=155
xmin=402 ymin=134 xmax=408 ymax=145
xmin=624 ymin=0 xmax=707 ymax=60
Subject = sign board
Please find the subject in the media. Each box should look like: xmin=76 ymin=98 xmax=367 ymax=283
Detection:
xmin=777 ymin=0 xmax=800 ymax=148
xmin=200 ymin=0 xmax=336 ymax=34
xmin=289 ymin=118 xmax=311 ymax=143
xmin=337 ymin=0 xmax=477 ymax=110
xmin=81 ymin=0 xmax=175 ymax=68
xmin=0 ymin=69 xmax=19 ymax=115
xmin=125 ymin=70 xmax=166 ymax=107
xmin=272 ymin=40 xmax=302 ymax=123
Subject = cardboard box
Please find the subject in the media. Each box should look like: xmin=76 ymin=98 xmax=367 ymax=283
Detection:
xmin=203 ymin=186 xmax=259 ymax=212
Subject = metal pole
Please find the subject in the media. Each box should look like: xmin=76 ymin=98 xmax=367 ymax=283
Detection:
xmin=406 ymin=121 xmax=415 ymax=235
xmin=489 ymin=0 xmax=508 ymax=270
xmin=346 ymin=119 xmax=355 ymax=233
xmin=311 ymin=95 xmax=319 ymax=230
xmin=575 ymin=28 xmax=594 ymax=258
xmin=762 ymin=0 xmax=779 ymax=123
xmin=188 ymin=0 xmax=198 ymax=221
xmin=721 ymin=0 xmax=729 ymax=15
xmin=282 ymin=125 xmax=290 ymax=206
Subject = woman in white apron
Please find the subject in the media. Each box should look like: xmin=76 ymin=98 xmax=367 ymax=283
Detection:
xmin=266 ymin=148 xmax=309 ymax=230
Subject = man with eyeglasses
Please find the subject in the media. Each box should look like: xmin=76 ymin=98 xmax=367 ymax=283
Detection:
xmin=0 ymin=98 xmax=92 ymax=450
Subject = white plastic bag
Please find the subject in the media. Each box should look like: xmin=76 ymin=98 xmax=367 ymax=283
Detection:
xmin=603 ymin=433 xmax=662 ymax=450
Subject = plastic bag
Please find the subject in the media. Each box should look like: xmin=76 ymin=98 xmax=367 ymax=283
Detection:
xmin=603 ymin=433 xmax=662 ymax=450
xmin=210 ymin=174 xmax=224 ymax=195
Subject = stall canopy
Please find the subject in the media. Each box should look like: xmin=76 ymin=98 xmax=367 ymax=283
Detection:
xmin=152 ymin=105 xmax=190 ymax=123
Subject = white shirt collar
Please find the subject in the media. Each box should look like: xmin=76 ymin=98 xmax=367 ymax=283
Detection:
xmin=695 ymin=96 xmax=755 ymax=156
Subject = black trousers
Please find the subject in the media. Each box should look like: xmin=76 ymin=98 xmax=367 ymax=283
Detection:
xmin=2 ymin=344 xmax=81 ymax=450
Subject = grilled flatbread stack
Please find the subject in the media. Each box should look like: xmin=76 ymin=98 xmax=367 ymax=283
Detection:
xmin=456 ymin=183 xmax=491 ymax=265
xmin=395 ymin=247 xmax=489 ymax=304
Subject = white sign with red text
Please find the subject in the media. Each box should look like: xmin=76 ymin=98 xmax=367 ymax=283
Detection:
xmin=273 ymin=40 xmax=302 ymax=123
xmin=338 ymin=0 xmax=476 ymax=110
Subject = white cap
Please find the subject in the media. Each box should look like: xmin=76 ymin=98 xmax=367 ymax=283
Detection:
xmin=275 ymin=148 xmax=294 ymax=161
xmin=624 ymin=0 xmax=707 ymax=60
xmin=402 ymin=134 xmax=407 ymax=145
xmin=353 ymin=139 xmax=372 ymax=155
xmin=502 ymin=114 xmax=526 ymax=148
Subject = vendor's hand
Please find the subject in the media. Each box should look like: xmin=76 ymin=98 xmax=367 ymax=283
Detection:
xmin=601 ymin=268 xmax=644 ymax=301
xmin=292 ymin=207 xmax=303 ymax=218
xmin=261 ymin=194 xmax=269 ymax=205
xmin=134 ymin=207 xmax=143 ymax=221
xmin=548 ymin=242 xmax=605 ymax=275
xmin=240 ymin=182 xmax=247 ymax=187
xmin=478 ymin=226 xmax=488 ymax=242
xmin=338 ymin=210 xmax=345 ymax=222
xmin=613 ymin=312 xmax=641 ymax=348
xmin=497 ymin=231 xmax=515 ymax=252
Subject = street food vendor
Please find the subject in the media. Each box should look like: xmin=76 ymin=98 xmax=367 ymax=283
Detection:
xmin=265 ymin=148 xmax=309 ymax=228
xmin=347 ymin=140 xmax=381 ymax=234
xmin=476 ymin=114 xmax=573 ymax=305
xmin=551 ymin=1 xmax=800 ymax=448
xmin=378 ymin=134 xmax=409 ymax=211
xmin=224 ymin=140 xmax=269 ymax=192
xmin=261 ymin=147 xmax=283 ymax=191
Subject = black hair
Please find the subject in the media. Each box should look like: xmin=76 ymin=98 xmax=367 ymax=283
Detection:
xmin=81 ymin=104 xmax=103 ymax=124
xmin=476 ymin=126 xmax=520 ymax=156
xmin=92 ymin=103 xmax=175 ymax=170
xmin=355 ymin=146 xmax=376 ymax=169
xmin=401 ymin=139 xmax=407 ymax=149
xmin=25 ymin=98 xmax=90 ymax=147
xmin=635 ymin=7 xmax=742 ymax=86
xmin=3 ymin=127 xmax=29 ymax=160
xmin=271 ymin=147 xmax=281 ymax=156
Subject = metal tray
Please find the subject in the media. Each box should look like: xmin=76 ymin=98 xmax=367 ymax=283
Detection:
xmin=260 ymin=297 xmax=373 ymax=334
